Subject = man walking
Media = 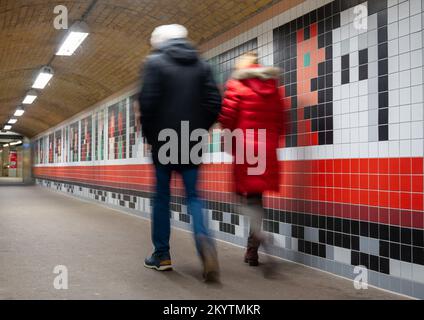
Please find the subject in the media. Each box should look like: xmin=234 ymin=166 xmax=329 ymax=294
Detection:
xmin=138 ymin=24 xmax=222 ymax=282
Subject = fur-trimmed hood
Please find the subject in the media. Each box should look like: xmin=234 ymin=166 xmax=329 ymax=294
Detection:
xmin=231 ymin=66 xmax=280 ymax=80
xmin=231 ymin=65 xmax=280 ymax=96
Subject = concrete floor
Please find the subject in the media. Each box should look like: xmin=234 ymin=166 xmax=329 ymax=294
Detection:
xmin=0 ymin=186 xmax=408 ymax=300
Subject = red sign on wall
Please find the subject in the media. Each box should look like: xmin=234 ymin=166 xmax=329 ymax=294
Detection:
xmin=9 ymin=151 xmax=17 ymax=169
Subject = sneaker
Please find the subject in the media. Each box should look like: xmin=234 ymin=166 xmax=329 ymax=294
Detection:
xmin=144 ymin=253 xmax=173 ymax=271
xmin=197 ymin=236 xmax=220 ymax=283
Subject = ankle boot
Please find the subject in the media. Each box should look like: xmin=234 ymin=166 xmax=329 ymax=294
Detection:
xmin=244 ymin=233 xmax=260 ymax=266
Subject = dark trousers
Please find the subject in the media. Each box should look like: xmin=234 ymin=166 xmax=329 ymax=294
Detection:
xmin=152 ymin=164 xmax=210 ymax=256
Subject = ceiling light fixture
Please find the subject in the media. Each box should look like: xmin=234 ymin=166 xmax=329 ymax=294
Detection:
xmin=56 ymin=21 xmax=89 ymax=56
xmin=14 ymin=106 xmax=25 ymax=117
xmin=32 ymin=66 xmax=54 ymax=89
xmin=23 ymin=90 xmax=38 ymax=104
xmin=10 ymin=140 xmax=23 ymax=146
xmin=3 ymin=144 xmax=9 ymax=147
xmin=8 ymin=119 xmax=18 ymax=124
xmin=3 ymin=125 xmax=12 ymax=131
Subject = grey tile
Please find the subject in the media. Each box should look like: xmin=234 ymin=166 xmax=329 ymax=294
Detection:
xmin=369 ymin=126 xmax=379 ymax=142
xmin=358 ymin=33 xmax=368 ymax=50
xmin=391 ymin=277 xmax=402 ymax=294
xmin=360 ymin=237 xmax=369 ymax=253
xmin=401 ymin=279 xmax=414 ymax=297
xmin=304 ymin=227 xmax=319 ymax=243
xmin=341 ymin=39 xmax=350 ymax=55
xmin=326 ymin=245 xmax=335 ymax=260
xmin=368 ymin=270 xmax=380 ymax=287
xmin=379 ymin=273 xmax=392 ymax=291
xmin=368 ymin=29 xmax=378 ymax=47
xmin=413 ymin=281 xmax=424 ymax=299
xmin=369 ymin=238 xmax=380 ymax=256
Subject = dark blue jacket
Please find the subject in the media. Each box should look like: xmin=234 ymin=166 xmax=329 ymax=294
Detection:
xmin=138 ymin=39 xmax=222 ymax=168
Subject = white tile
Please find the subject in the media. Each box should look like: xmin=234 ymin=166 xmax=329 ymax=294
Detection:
xmin=399 ymin=70 xmax=411 ymax=88
xmin=400 ymin=122 xmax=412 ymax=139
xmin=389 ymin=73 xmax=400 ymax=90
xmin=333 ymin=41 xmax=341 ymax=57
xmin=350 ymin=36 xmax=358 ymax=53
xmin=388 ymin=39 xmax=399 ymax=58
xmin=411 ymin=49 xmax=423 ymax=68
xmin=400 ymin=104 xmax=412 ymax=122
xmin=400 ymin=139 xmax=411 ymax=156
xmin=389 ymin=55 xmax=399 ymax=73
xmin=333 ymin=56 xmax=341 ymax=72
xmin=399 ymin=1 xmax=411 ymax=20
xmin=390 ymin=123 xmax=400 ymax=140
xmin=411 ymin=139 xmax=424 ymax=156
xmin=350 ymin=66 xmax=359 ymax=82
xmin=388 ymin=0 xmax=399 ymax=7
xmin=359 ymin=80 xmax=368 ymax=96
xmin=410 ymin=13 xmax=422 ymax=33
xmin=388 ymin=22 xmax=399 ymax=40
xmin=399 ymin=35 xmax=411 ymax=54
xmin=411 ymin=67 xmax=423 ymax=86
xmin=412 ymin=85 xmax=424 ymax=103
xmin=389 ymin=140 xmax=400 ymax=156
xmin=411 ymin=0 xmax=422 ymax=12
xmin=399 ymin=52 xmax=411 ymax=71
xmin=390 ymin=259 xmax=401 ymax=277
xmin=359 ymin=111 xmax=368 ymax=127
xmin=413 ymin=262 xmax=424 ymax=284
xmin=411 ymin=103 xmax=424 ymax=120
xmin=411 ymin=31 xmax=423 ymax=50
xmin=411 ymin=121 xmax=424 ymax=138
xmin=390 ymin=106 xmax=401 ymax=123
xmin=388 ymin=5 xmax=399 ymax=24
xmin=399 ymin=17 xmax=411 ymax=37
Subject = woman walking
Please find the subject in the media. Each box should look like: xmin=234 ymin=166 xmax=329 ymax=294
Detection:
xmin=219 ymin=52 xmax=286 ymax=271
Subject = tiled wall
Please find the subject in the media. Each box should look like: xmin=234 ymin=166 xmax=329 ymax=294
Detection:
xmin=33 ymin=0 xmax=424 ymax=299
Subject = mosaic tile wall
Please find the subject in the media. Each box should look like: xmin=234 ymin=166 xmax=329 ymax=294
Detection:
xmin=33 ymin=0 xmax=424 ymax=298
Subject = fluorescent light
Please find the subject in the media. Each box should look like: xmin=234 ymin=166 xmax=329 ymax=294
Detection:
xmin=56 ymin=22 xmax=89 ymax=56
xmin=14 ymin=107 xmax=25 ymax=117
xmin=23 ymin=90 xmax=37 ymax=104
xmin=8 ymin=119 xmax=18 ymax=124
xmin=3 ymin=125 xmax=12 ymax=131
xmin=32 ymin=66 xmax=54 ymax=89
xmin=3 ymin=144 xmax=9 ymax=147
xmin=10 ymin=140 xmax=22 ymax=146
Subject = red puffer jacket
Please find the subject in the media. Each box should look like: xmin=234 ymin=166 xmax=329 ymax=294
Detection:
xmin=219 ymin=64 xmax=286 ymax=195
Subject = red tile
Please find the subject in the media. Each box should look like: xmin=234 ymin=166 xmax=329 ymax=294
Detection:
xmin=411 ymin=158 xmax=424 ymax=174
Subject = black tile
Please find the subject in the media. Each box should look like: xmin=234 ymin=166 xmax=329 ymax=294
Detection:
xmin=379 ymin=257 xmax=390 ymax=275
xmin=413 ymin=247 xmax=424 ymax=265
xmin=335 ymin=232 xmax=342 ymax=247
xmin=401 ymin=228 xmax=412 ymax=245
xmin=413 ymin=229 xmax=424 ymax=247
xmin=379 ymin=109 xmax=388 ymax=125
xmin=310 ymin=9 xmax=317 ymax=24
xmin=335 ymin=218 xmax=342 ymax=232
xmin=359 ymin=49 xmax=368 ymax=65
xmin=390 ymin=242 xmax=400 ymax=260
xmin=378 ymin=59 xmax=388 ymax=76
xmin=370 ymin=255 xmax=379 ymax=271
xmin=369 ymin=0 xmax=388 ymax=15
xmin=378 ymin=42 xmax=388 ymax=60
xmin=379 ymin=224 xmax=389 ymax=241
xmin=370 ymin=223 xmax=379 ymax=238
xmin=401 ymin=245 xmax=412 ymax=263
xmin=360 ymin=222 xmax=369 ymax=237
xmin=360 ymin=253 xmax=370 ymax=268
xmin=304 ymin=26 xmax=310 ymax=40
xmin=351 ymin=251 xmax=360 ymax=266
xmin=341 ymin=54 xmax=350 ymax=70
xmin=325 ymin=31 xmax=332 ymax=47
xmin=379 ymin=92 xmax=388 ymax=109
xmin=378 ymin=26 xmax=388 ymax=43
xmin=377 ymin=9 xmax=388 ymax=27
xmin=379 ymin=75 xmax=388 ymax=92
xmin=351 ymin=221 xmax=360 ymax=235
xmin=319 ymin=244 xmax=326 ymax=258
xmin=342 ymin=70 xmax=350 ymax=84
xmin=359 ymin=64 xmax=368 ymax=81
xmin=379 ymin=125 xmax=389 ymax=141
xmin=326 ymin=45 xmax=333 ymax=60
xmin=318 ymin=34 xmax=325 ymax=48
xmin=380 ymin=240 xmax=390 ymax=258
xmin=351 ymin=236 xmax=360 ymax=251
xmin=311 ymin=78 xmax=318 ymax=91
xmin=390 ymin=226 xmax=400 ymax=243
xmin=333 ymin=13 xmax=341 ymax=29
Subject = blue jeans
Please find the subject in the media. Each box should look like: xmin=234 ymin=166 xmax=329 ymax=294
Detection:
xmin=152 ymin=164 xmax=210 ymax=257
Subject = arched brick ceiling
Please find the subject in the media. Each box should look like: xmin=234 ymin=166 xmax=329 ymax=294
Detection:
xmin=0 ymin=0 xmax=281 ymax=137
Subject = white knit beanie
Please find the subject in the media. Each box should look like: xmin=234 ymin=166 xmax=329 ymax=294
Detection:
xmin=150 ymin=24 xmax=189 ymax=49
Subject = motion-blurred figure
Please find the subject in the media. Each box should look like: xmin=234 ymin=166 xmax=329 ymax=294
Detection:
xmin=219 ymin=52 xmax=286 ymax=272
xmin=138 ymin=24 xmax=222 ymax=282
